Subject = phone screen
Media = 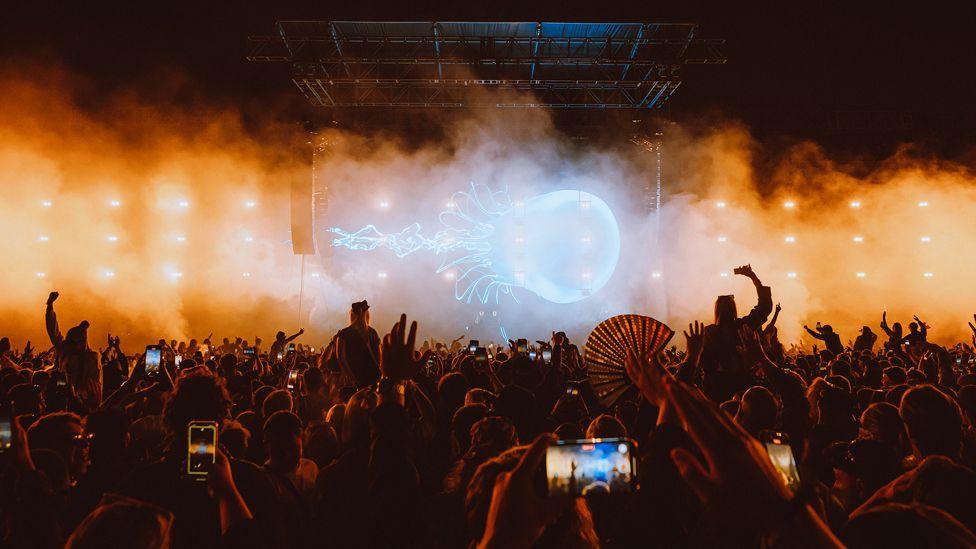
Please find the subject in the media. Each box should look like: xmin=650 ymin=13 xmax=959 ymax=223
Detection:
xmin=529 ymin=350 xmax=537 ymax=360
xmin=543 ymin=349 xmax=552 ymax=363
xmin=187 ymin=421 xmax=217 ymax=480
xmin=288 ymin=343 xmax=296 ymax=352
xmin=474 ymin=347 xmax=488 ymax=365
xmin=145 ymin=346 xmax=162 ymax=377
xmin=244 ymin=347 xmax=255 ymax=357
xmin=174 ymin=355 xmax=183 ymax=367
xmin=763 ymin=432 xmax=801 ymax=492
xmin=517 ymin=339 xmax=528 ymax=353
xmin=546 ymin=438 xmax=637 ymax=496
xmin=0 ymin=415 xmax=11 ymax=452
xmin=276 ymin=351 xmax=283 ymax=361
xmin=286 ymin=369 xmax=299 ymax=391
xmin=469 ymin=340 xmax=479 ymax=353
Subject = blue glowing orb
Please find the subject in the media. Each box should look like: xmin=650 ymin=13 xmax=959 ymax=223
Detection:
xmin=329 ymin=184 xmax=621 ymax=305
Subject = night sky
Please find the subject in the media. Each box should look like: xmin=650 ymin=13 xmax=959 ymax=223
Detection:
xmin=4 ymin=0 xmax=975 ymax=158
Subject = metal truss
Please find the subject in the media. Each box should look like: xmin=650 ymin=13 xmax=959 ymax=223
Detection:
xmin=247 ymin=21 xmax=725 ymax=109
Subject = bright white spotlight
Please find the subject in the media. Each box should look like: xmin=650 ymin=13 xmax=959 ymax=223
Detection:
xmin=852 ymin=235 xmax=864 ymax=243
xmin=378 ymin=200 xmax=390 ymax=210
xmin=514 ymin=235 xmax=525 ymax=244
xmin=443 ymin=271 xmax=456 ymax=281
xmin=514 ymin=200 xmax=526 ymax=209
xmin=103 ymin=270 xmax=115 ymax=278
xmin=170 ymin=271 xmax=183 ymax=281
xmin=244 ymin=200 xmax=256 ymax=208
xmin=715 ymin=201 xmax=727 ymax=208
xmin=855 ymin=272 xmax=866 ymax=278
xmin=36 ymin=272 xmax=46 ymax=278
xmin=786 ymin=272 xmax=797 ymax=278
xmin=514 ymin=270 xmax=525 ymax=285
xmin=717 ymin=236 xmax=727 ymax=243
xmin=917 ymin=201 xmax=928 ymax=208
xmin=242 ymin=272 xmax=252 ymax=278
xmin=376 ymin=272 xmax=387 ymax=279
xmin=651 ymin=271 xmax=662 ymax=279
xmin=923 ymin=272 xmax=934 ymax=278
xmin=445 ymin=201 xmax=456 ymax=209
xmin=175 ymin=235 xmax=187 ymax=243
xmin=579 ymin=199 xmax=591 ymax=210
xmin=581 ymin=271 xmax=592 ymax=281
xmin=243 ymin=236 xmax=254 ymax=243
xmin=178 ymin=200 xmax=190 ymax=208
xmin=849 ymin=200 xmax=861 ymax=208
xmin=720 ymin=272 xmax=730 ymax=278
xmin=784 ymin=235 xmax=796 ymax=243
xmin=920 ymin=236 xmax=931 ymax=242
xmin=310 ymin=272 xmax=320 ymax=278
xmin=41 ymin=200 xmax=53 ymax=208
xmin=109 ymin=200 xmax=121 ymax=207
xmin=783 ymin=200 xmax=796 ymax=209
xmin=581 ymin=235 xmax=592 ymax=244
xmin=38 ymin=235 xmax=49 ymax=242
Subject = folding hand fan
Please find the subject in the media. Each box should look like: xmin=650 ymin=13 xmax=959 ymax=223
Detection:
xmin=585 ymin=314 xmax=675 ymax=407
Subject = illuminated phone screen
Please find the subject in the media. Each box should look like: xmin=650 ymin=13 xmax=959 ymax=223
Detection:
xmin=765 ymin=442 xmax=801 ymax=492
xmin=187 ymin=422 xmax=217 ymax=479
xmin=546 ymin=438 xmax=637 ymax=496
xmin=145 ymin=347 xmax=162 ymax=376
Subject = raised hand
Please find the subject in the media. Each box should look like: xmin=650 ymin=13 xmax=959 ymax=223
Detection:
xmin=684 ymin=321 xmax=705 ymax=359
xmin=380 ymin=313 xmax=420 ymax=382
xmin=624 ymin=347 xmax=671 ymax=407
xmin=298 ymin=328 xmax=305 ymax=336
xmin=732 ymin=264 xmax=753 ymax=277
xmin=47 ymin=291 xmax=59 ymax=305
xmin=476 ymin=434 xmax=567 ymax=549
xmin=774 ymin=302 xmax=782 ymax=313
xmin=969 ymin=315 xmax=976 ymax=335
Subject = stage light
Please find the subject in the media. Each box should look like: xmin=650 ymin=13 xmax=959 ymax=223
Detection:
xmin=783 ymin=200 xmax=796 ymax=209
xmin=923 ymin=272 xmax=934 ymax=278
xmin=717 ymin=235 xmax=727 ymax=243
xmin=579 ymin=199 xmax=591 ymax=210
xmin=784 ymin=235 xmax=796 ymax=243
xmin=917 ymin=201 xmax=928 ymax=207
xmin=720 ymin=272 xmax=730 ymax=278
xmin=786 ymin=272 xmax=797 ymax=278
xmin=310 ymin=272 xmax=320 ymax=278
xmin=378 ymin=200 xmax=390 ymax=210
xmin=852 ymin=235 xmax=864 ymax=243
xmin=920 ymin=236 xmax=931 ymax=242
xmin=443 ymin=271 xmax=456 ymax=280
xmin=41 ymin=200 xmax=52 ymax=208
xmin=514 ymin=200 xmax=525 ymax=209
xmin=243 ymin=236 xmax=254 ymax=243
xmin=175 ymin=235 xmax=187 ymax=243
xmin=445 ymin=201 xmax=456 ymax=209
xmin=38 ymin=235 xmax=49 ymax=242
xmin=109 ymin=200 xmax=121 ymax=207
xmin=651 ymin=271 xmax=662 ymax=279
xmin=514 ymin=235 xmax=525 ymax=244
xmin=170 ymin=271 xmax=183 ymax=281
xmin=514 ymin=270 xmax=525 ymax=285
xmin=244 ymin=200 xmax=256 ymax=208
xmin=178 ymin=200 xmax=190 ymax=208
xmin=242 ymin=272 xmax=252 ymax=278
xmin=715 ymin=201 xmax=727 ymax=208
xmin=376 ymin=272 xmax=387 ymax=279
xmin=104 ymin=270 xmax=115 ymax=278
xmin=849 ymin=200 xmax=861 ymax=208
xmin=855 ymin=272 xmax=866 ymax=278
xmin=581 ymin=271 xmax=592 ymax=281
xmin=581 ymin=235 xmax=592 ymax=244
xmin=36 ymin=272 xmax=45 ymax=278
xmin=107 ymin=235 xmax=118 ymax=242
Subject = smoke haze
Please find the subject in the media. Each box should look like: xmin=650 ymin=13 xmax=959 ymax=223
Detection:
xmin=2 ymin=64 xmax=974 ymax=350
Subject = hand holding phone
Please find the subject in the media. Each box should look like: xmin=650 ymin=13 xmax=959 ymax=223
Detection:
xmin=761 ymin=431 xmax=801 ymax=493
xmin=469 ymin=340 xmax=479 ymax=353
xmin=286 ymin=369 xmax=299 ymax=392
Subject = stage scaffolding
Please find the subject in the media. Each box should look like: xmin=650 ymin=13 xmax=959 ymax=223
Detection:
xmin=246 ymin=21 xmax=725 ymax=110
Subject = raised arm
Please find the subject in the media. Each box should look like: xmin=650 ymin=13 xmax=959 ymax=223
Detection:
xmin=804 ymin=325 xmax=825 ymax=340
xmin=880 ymin=311 xmax=895 ymax=337
xmin=914 ymin=315 xmax=928 ymax=339
xmin=284 ymin=328 xmax=305 ymax=344
xmin=44 ymin=291 xmax=63 ymax=348
xmin=764 ymin=303 xmax=782 ymax=333
xmin=734 ymin=265 xmax=773 ymax=329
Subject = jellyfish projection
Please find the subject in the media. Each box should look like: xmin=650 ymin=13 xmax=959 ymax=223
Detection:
xmin=329 ymin=183 xmax=621 ymax=305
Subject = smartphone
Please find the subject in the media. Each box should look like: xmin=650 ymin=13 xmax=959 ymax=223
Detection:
xmin=546 ymin=438 xmax=637 ymax=496
xmin=529 ymin=350 xmax=537 ymax=360
xmin=0 ymin=413 xmax=11 ymax=452
xmin=517 ymin=339 xmax=528 ymax=353
xmin=288 ymin=343 xmax=296 ymax=352
xmin=474 ymin=347 xmax=488 ymax=366
xmin=761 ymin=431 xmax=801 ymax=493
xmin=200 ymin=344 xmax=209 ymax=355
xmin=286 ymin=369 xmax=299 ymax=391
xmin=244 ymin=347 xmax=256 ymax=357
xmin=187 ymin=421 xmax=218 ymax=481
xmin=145 ymin=345 xmax=162 ymax=378
xmin=174 ymin=355 xmax=183 ymax=367
xmin=469 ymin=340 xmax=479 ymax=353
xmin=276 ymin=351 xmax=283 ymax=361
xmin=543 ymin=349 xmax=552 ymax=363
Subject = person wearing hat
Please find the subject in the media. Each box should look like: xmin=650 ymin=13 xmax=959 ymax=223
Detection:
xmin=334 ymin=300 xmax=381 ymax=389
xmin=45 ymin=291 xmax=101 ymax=410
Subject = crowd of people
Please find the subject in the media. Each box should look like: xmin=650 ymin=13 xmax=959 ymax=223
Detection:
xmin=2 ymin=265 xmax=976 ymax=548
